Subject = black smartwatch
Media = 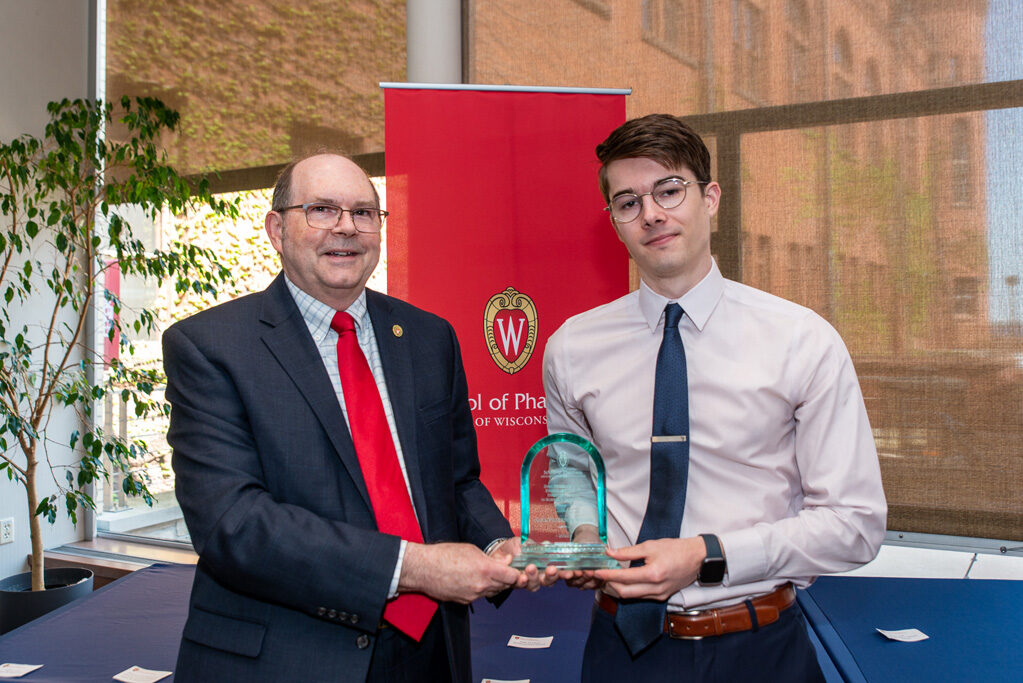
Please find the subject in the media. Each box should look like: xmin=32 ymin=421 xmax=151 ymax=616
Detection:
xmin=698 ymin=533 xmax=727 ymax=586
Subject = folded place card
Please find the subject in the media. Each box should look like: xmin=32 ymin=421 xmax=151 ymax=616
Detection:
xmin=876 ymin=627 xmax=929 ymax=642
xmin=0 ymin=663 xmax=43 ymax=679
xmin=506 ymin=634 xmax=553 ymax=649
xmin=112 ymin=666 xmax=172 ymax=683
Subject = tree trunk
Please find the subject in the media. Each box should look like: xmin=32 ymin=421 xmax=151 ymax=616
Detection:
xmin=25 ymin=455 xmax=44 ymax=591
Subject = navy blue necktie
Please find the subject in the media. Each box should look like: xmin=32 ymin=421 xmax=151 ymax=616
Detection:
xmin=614 ymin=302 xmax=690 ymax=655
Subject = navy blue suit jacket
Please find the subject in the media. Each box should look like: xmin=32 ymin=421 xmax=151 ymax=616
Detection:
xmin=164 ymin=275 xmax=512 ymax=682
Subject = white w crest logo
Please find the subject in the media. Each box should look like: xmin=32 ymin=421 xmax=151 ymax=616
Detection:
xmin=484 ymin=287 xmax=538 ymax=375
xmin=495 ymin=316 xmax=527 ymax=356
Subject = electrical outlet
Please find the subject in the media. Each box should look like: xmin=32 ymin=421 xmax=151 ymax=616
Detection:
xmin=0 ymin=518 xmax=13 ymax=545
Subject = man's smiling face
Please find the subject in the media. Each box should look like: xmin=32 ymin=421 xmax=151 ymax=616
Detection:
xmin=605 ymin=156 xmax=720 ymax=298
xmin=265 ymin=154 xmax=381 ymax=310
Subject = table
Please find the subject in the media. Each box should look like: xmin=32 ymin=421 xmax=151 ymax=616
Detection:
xmin=0 ymin=563 xmax=191 ymax=682
xmin=471 ymin=583 xmax=842 ymax=682
xmin=2 ymin=563 xmax=1018 ymax=682
xmin=0 ymin=564 xmax=594 ymax=683
xmin=797 ymin=575 xmax=1023 ymax=682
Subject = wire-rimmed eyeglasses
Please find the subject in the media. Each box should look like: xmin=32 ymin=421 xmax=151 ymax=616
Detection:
xmin=604 ymin=177 xmax=709 ymax=223
xmin=278 ymin=203 xmax=388 ymax=233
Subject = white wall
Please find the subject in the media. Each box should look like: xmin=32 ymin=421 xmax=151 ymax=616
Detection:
xmin=0 ymin=0 xmax=92 ymax=579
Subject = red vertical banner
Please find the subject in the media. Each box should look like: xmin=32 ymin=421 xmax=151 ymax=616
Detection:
xmin=385 ymin=87 xmax=627 ymax=528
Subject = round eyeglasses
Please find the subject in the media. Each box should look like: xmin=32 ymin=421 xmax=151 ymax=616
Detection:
xmin=604 ymin=177 xmax=709 ymax=223
xmin=278 ymin=203 xmax=388 ymax=233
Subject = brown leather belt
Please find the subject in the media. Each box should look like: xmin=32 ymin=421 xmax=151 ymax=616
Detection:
xmin=597 ymin=583 xmax=795 ymax=640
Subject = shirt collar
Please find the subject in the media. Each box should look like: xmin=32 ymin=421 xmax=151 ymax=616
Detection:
xmin=283 ymin=275 xmax=370 ymax=342
xmin=637 ymin=259 xmax=724 ymax=333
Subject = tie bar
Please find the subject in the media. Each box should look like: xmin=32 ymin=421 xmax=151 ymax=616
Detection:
xmin=651 ymin=435 xmax=687 ymax=443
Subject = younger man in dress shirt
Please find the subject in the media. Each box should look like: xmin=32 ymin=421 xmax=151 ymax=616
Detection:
xmin=542 ymin=114 xmax=887 ymax=681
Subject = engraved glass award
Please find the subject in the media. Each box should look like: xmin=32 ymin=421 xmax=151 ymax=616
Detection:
xmin=510 ymin=432 xmax=619 ymax=570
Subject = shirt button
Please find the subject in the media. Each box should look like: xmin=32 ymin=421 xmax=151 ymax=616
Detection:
xmin=339 ymin=612 xmax=349 ymax=622
xmin=356 ymin=634 xmax=370 ymax=649
xmin=328 ymin=609 xmax=338 ymax=620
xmin=317 ymin=607 xmax=327 ymax=616
xmin=350 ymin=613 xmax=360 ymax=624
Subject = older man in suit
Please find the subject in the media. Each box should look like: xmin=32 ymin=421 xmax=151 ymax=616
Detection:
xmin=165 ymin=153 xmax=535 ymax=682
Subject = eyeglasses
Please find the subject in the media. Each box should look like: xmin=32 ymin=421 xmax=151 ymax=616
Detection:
xmin=278 ymin=203 xmax=388 ymax=233
xmin=605 ymin=177 xmax=709 ymax=223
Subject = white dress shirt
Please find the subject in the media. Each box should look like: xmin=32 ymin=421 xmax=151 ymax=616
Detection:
xmin=285 ymin=278 xmax=411 ymax=597
xmin=542 ymin=260 xmax=887 ymax=611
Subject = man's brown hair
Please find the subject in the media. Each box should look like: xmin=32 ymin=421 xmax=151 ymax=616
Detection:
xmin=595 ymin=114 xmax=711 ymax=203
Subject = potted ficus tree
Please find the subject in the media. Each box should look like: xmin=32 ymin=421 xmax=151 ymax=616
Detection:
xmin=0 ymin=96 xmax=235 ymax=632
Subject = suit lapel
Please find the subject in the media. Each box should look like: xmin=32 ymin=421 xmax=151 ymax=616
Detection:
xmin=258 ymin=275 xmax=373 ymax=511
xmin=366 ymin=290 xmax=430 ymax=533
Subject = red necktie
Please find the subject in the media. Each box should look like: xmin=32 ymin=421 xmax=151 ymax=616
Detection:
xmin=331 ymin=311 xmax=437 ymax=640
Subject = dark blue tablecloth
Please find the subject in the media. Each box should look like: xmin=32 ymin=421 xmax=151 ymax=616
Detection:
xmin=470 ymin=582 xmax=592 ymax=682
xmin=5 ymin=562 xmax=1016 ymax=682
xmin=0 ymin=563 xmax=191 ymax=682
xmin=799 ymin=575 xmax=1023 ymax=683
xmin=0 ymin=563 xmax=593 ymax=683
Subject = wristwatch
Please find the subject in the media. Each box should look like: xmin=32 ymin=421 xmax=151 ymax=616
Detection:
xmin=697 ymin=533 xmax=727 ymax=586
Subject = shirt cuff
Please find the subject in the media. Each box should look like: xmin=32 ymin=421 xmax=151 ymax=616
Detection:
xmin=718 ymin=527 xmax=768 ymax=586
xmin=388 ymin=539 xmax=407 ymax=599
xmin=564 ymin=503 xmax=599 ymax=536
xmin=484 ymin=537 xmax=510 ymax=556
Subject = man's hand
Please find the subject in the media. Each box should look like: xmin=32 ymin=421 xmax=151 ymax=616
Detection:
xmin=488 ymin=538 xmax=560 ymax=591
xmin=592 ymin=536 xmax=706 ymax=601
xmin=399 ymin=542 xmax=522 ymax=604
xmin=557 ymin=524 xmax=605 ymax=590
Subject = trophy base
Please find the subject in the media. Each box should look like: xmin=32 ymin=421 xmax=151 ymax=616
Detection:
xmin=511 ymin=542 xmax=621 ymax=570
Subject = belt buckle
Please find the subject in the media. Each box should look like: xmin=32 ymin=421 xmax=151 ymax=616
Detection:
xmin=668 ymin=610 xmax=705 ymax=640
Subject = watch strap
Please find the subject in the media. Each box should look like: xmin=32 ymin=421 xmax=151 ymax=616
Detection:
xmin=700 ymin=533 xmax=723 ymax=561
xmin=698 ymin=533 xmax=726 ymax=585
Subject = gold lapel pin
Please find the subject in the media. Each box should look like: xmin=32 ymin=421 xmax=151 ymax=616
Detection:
xmin=392 ymin=324 xmax=403 ymax=338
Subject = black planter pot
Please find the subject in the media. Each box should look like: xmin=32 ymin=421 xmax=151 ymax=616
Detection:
xmin=0 ymin=567 xmax=94 ymax=634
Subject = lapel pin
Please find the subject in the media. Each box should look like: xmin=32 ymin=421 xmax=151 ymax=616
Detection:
xmin=392 ymin=324 xmax=403 ymax=338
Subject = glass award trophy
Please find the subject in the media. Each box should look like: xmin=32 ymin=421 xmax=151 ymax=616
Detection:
xmin=510 ymin=432 xmax=619 ymax=570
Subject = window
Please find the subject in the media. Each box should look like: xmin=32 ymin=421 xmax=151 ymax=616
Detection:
xmin=786 ymin=0 xmax=813 ymax=102
xmin=864 ymin=59 xmax=881 ymax=95
xmin=833 ymin=29 xmax=854 ymax=98
xmin=732 ymin=0 xmax=765 ymax=101
xmin=643 ymin=0 xmax=702 ymax=64
xmin=929 ymin=52 xmax=962 ymax=87
xmin=901 ymin=118 xmax=920 ymax=189
xmin=836 ymin=254 xmax=846 ymax=305
xmin=847 ymin=256 xmax=860 ymax=305
xmin=757 ymin=235 xmax=773 ymax=292
xmin=571 ymin=0 xmax=611 ymax=20
xmin=787 ymin=242 xmax=802 ymax=303
xmin=802 ymin=245 xmax=817 ymax=312
xmin=95 ymin=181 xmax=389 ymax=543
xmin=832 ymin=30 xmax=856 ymax=153
xmin=100 ymin=0 xmax=404 ymax=543
xmin=951 ymin=119 xmax=972 ymax=206
xmin=870 ymin=263 xmax=885 ymax=306
xmin=953 ymin=277 xmax=979 ymax=316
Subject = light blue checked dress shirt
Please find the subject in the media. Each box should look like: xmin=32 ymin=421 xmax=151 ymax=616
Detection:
xmin=285 ymin=277 xmax=411 ymax=596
